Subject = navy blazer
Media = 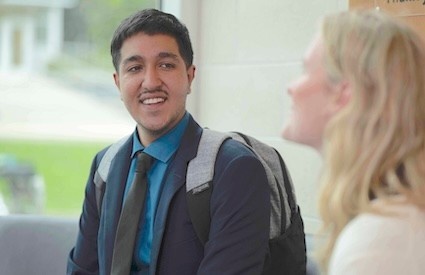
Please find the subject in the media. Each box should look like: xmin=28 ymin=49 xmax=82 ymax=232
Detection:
xmin=67 ymin=115 xmax=270 ymax=275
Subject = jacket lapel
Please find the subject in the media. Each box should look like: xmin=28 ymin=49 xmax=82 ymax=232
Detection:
xmin=149 ymin=115 xmax=203 ymax=274
xmin=99 ymin=136 xmax=132 ymax=274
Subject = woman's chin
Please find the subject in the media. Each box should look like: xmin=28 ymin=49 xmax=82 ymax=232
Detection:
xmin=280 ymin=121 xmax=294 ymax=140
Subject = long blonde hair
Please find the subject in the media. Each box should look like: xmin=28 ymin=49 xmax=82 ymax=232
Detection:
xmin=317 ymin=10 xmax=425 ymax=270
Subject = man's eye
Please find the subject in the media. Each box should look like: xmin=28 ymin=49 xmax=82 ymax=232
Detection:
xmin=128 ymin=65 xmax=142 ymax=72
xmin=159 ymin=63 xmax=175 ymax=69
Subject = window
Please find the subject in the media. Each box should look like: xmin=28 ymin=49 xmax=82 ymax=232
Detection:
xmin=0 ymin=0 xmax=157 ymax=216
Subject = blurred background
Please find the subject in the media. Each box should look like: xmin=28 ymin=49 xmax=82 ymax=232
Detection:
xmin=0 ymin=0 xmax=155 ymax=215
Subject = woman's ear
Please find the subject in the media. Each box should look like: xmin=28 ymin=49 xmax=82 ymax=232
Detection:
xmin=325 ymin=80 xmax=351 ymax=116
xmin=339 ymin=81 xmax=351 ymax=106
xmin=331 ymin=80 xmax=351 ymax=113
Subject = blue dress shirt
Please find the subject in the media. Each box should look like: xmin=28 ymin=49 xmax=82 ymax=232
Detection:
xmin=123 ymin=113 xmax=189 ymax=269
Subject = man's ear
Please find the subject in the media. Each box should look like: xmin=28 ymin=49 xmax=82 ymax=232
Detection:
xmin=189 ymin=65 xmax=196 ymax=81
xmin=113 ymin=72 xmax=123 ymax=100
xmin=113 ymin=72 xmax=120 ymax=89
xmin=187 ymin=65 xmax=196 ymax=94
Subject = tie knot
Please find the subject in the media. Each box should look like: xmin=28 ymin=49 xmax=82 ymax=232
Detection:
xmin=135 ymin=152 xmax=154 ymax=173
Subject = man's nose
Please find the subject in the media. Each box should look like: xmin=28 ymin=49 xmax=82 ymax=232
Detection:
xmin=143 ymin=66 xmax=162 ymax=90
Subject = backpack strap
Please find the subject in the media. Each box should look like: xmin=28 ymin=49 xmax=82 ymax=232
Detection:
xmin=275 ymin=150 xmax=297 ymax=213
xmin=186 ymin=129 xmax=230 ymax=192
xmin=230 ymin=132 xmax=291 ymax=237
xmin=187 ymin=128 xmax=299 ymax=244
xmin=186 ymin=129 xmax=230 ymax=244
xmin=93 ymin=135 xmax=129 ymax=215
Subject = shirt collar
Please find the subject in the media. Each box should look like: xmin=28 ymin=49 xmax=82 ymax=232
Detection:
xmin=131 ymin=112 xmax=189 ymax=163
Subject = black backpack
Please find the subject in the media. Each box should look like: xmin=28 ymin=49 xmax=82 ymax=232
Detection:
xmin=94 ymin=129 xmax=307 ymax=275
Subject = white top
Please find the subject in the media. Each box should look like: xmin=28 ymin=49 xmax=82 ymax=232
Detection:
xmin=329 ymin=201 xmax=425 ymax=275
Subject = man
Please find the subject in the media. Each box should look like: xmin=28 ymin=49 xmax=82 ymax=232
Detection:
xmin=67 ymin=9 xmax=270 ymax=275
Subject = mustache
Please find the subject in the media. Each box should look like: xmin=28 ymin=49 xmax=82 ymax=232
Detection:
xmin=141 ymin=87 xmax=166 ymax=94
xmin=138 ymin=87 xmax=168 ymax=101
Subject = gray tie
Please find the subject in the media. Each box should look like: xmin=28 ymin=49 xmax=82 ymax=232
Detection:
xmin=111 ymin=151 xmax=153 ymax=275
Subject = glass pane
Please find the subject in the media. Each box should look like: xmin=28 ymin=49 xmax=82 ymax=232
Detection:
xmin=0 ymin=0 xmax=157 ymax=216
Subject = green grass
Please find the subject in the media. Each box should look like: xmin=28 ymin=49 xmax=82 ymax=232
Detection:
xmin=0 ymin=139 xmax=110 ymax=216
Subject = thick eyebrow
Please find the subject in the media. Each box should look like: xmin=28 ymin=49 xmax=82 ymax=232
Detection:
xmin=122 ymin=55 xmax=143 ymax=68
xmin=158 ymin=52 xmax=180 ymax=62
xmin=121 ymin=52 xmax=180 ymax=68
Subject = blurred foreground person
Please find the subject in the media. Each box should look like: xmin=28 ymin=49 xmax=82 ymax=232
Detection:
xmin=282 ymin=9 xmax=425 ymax=275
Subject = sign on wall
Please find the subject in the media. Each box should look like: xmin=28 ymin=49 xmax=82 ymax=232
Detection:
xmin=350 ymin=0 xmax=425 ymax=39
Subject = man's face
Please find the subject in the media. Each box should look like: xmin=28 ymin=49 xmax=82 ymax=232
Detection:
xmin=114 ymin=33 xmax=195 ymax=146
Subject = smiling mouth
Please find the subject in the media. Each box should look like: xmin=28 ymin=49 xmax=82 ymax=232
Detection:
xmin=142 ymin=97 xmax=165 ymax=105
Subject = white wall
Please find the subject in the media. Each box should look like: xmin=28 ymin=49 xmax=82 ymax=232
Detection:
xmin=163 ymin=0 xmax=349 ymax=233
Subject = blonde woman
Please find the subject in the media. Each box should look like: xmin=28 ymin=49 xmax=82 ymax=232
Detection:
xmin=282 ymin=10 xmax=425 ymax=274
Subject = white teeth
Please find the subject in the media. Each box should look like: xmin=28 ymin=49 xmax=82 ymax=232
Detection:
xmin=143 ymin=97 xmax=165 ymax=105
